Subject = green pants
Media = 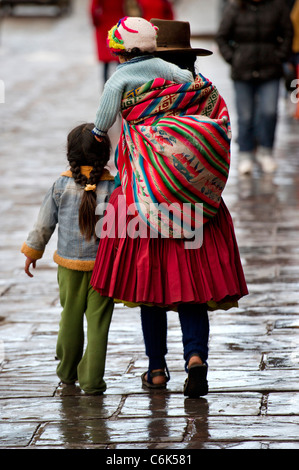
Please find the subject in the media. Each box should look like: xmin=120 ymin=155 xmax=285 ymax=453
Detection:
xmin=56 ymin=266 xmax=113 ymax=394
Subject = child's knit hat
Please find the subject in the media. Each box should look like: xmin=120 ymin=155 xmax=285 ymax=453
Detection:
xmin=107 ymin=17 xmax=158 ymax=55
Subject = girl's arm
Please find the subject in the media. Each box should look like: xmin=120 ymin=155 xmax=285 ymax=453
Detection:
xmin=21 ymin=184 xmax=58 ymax=277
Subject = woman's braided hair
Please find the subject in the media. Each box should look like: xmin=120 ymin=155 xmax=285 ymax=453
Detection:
xmin=67 ymin=123 xmax=111 ymax=241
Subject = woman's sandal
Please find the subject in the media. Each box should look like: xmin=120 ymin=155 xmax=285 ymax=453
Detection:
xmin=183 ymin=362 xmax=208 ymax=398
xmin=141 ymin=368 xmax=170 ymax=389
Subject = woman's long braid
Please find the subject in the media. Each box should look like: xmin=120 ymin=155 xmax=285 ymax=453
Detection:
xmin=67 ymin=123 xmax=111 ymax=241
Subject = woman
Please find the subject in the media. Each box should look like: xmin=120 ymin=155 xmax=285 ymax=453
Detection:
xmin=216 ymin=0 xmax=293 ymax=175
xmin=91 ymin=19 xmax=248 ymax=397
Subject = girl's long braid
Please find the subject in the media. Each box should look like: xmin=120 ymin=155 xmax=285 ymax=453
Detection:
xmin=67 ymin=123 xmax=111 ymax=241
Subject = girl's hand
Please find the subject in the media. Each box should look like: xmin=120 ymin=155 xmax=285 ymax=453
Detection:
xmin=24 ymin=256 xmax=36 ymax=278
xmin=94 ymin=135 xmax=103 ymax=142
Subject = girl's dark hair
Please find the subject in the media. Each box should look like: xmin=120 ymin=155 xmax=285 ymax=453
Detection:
xmin=67 ymin=123 xmax=111 ymax=241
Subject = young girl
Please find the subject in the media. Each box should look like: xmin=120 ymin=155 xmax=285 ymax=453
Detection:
xmin=92 ymin=16 xmax=211 ymax=140
xmin=21 ymin=123 xmax=115 ymax=395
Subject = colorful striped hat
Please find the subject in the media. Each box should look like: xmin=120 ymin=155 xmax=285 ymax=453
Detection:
xmin=107 ymin=17 xmax=158 ymax=55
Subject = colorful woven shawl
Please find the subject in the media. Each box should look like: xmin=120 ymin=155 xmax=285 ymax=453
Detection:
xmin=116 ymin=73 xmax=231 ymax=238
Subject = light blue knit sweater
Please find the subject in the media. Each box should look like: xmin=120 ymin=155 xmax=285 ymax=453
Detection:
xmin=92 ymin=55 xmax=194 ymax=137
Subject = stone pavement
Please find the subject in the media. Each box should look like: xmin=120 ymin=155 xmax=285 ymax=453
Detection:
xmin=1 ymin=0 xmax=299 ymax=453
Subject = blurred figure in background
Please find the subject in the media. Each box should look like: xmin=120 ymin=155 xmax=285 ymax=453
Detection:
xmin=136 ymin=0 xmax=174 ymax=20
xmin=216 ymin=0 xmax=293 ymax=176
xmin=283 ymin=0 xmax=299 ymax=114
xmin=287 ymin=0 xmax=296 ymax=9
xmin=291 ymin=0 xmax=299 ymax=76
xmin=90 ymin=0 xmax=126 ymax=83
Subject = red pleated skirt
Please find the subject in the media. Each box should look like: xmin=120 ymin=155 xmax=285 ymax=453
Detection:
xmin=91 ymin=187 xmax=248 ymax=310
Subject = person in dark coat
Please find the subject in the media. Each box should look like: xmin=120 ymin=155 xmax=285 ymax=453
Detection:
xmin=216 ymin=0 xmax=293 ymax=175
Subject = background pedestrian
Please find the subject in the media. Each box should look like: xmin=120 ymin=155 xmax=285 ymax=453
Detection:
xmin=90 ymin=0 xmax=126 ymax=83
xmin=216 ymin=0 xmax=293 ymax=175
xmin=134 ymin=0 xmax=174 ymax=21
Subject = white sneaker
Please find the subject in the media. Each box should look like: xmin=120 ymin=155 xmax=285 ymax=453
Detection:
xmin=256 ymin=154 xmax=277 ymax=173
xmin=238 ymin=159 xmax=254 ymax=175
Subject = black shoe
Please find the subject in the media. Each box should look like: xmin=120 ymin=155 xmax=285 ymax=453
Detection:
xmin=183 ymin=363 xmax=208 ymax=398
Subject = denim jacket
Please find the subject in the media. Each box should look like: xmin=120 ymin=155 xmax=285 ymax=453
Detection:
xmin=21 ymin=167 xmax=115 ymax=271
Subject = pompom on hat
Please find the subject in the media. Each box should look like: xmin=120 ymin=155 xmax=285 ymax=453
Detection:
xmin=107 ymin=17 xmax=158 ymax=55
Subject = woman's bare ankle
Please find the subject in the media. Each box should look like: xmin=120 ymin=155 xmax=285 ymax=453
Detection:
xmin=188 ymin=355 xmax=203 ymax=368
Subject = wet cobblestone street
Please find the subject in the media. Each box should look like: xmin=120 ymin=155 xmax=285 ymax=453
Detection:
xmin=1 ymin=0 xmax=299 ymax=453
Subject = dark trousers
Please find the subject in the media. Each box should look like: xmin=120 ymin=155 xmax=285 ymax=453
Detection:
xmin=234 ymin=78 xmax=280 ymax=152
xmin=140 ymin=303 xmax=209 ymax=373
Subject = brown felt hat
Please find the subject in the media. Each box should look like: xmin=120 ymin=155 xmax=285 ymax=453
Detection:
xmin=150 ymin=19 xmax=212 ymax=56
